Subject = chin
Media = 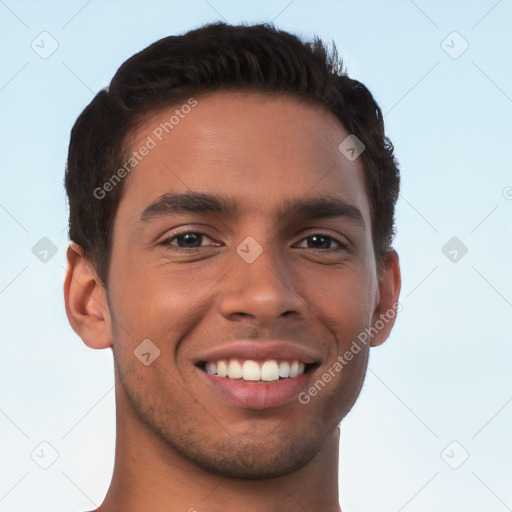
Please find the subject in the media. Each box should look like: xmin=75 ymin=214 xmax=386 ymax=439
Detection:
xmin=172 ymin=431 xmax=322 ymax=479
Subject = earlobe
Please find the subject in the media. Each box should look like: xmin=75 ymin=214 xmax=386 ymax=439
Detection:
xmin=63 ymin=242 xmax=113 ymax=349
xmin=369 ymin=249 xmax=401 ymax=347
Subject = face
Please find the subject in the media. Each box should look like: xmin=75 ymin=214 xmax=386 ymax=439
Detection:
xmin=104 ymin=92 xmax=396 ymax=478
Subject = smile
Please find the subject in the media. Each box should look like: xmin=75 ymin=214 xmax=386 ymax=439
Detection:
xmin=203 ymin=359 xmax=314 ymax=382
xmin=194 ymin=340 xmax=322 ymax=408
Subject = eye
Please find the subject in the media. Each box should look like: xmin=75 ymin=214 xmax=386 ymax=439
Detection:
xmin=160 ymin=231 xmax=219 ymax=250
xmin=295 ymin=233 xmax=348 ymax=251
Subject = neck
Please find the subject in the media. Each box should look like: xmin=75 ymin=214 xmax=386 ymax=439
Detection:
xmin=96 ymin=382 xmax=342 ymax=512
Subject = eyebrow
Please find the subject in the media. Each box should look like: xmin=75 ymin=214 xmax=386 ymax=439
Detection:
xmin=140 ymin=192 xmax=239 ymax=221
xmin=139 ymin=192 xmax=365 ymax=227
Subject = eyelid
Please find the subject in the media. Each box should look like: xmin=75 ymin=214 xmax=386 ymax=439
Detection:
xmin=157 ymin=224 xmax=216 ymax=240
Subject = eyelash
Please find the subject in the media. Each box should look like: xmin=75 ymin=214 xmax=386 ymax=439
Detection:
xmin=159 ymin=230 xmax=349 ymax=253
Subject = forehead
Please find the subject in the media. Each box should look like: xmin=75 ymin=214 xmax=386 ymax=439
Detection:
xmin=117 ymin=91 xmax=370 ymax=223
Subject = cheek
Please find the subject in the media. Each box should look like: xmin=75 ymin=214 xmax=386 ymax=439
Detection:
xmin=108 ymin=257 xmax=224 ymax=359
xmin=305 ymin=265 xmax=377 ymax=352
xmin=299 ymin=270 xmax=374 ymax=421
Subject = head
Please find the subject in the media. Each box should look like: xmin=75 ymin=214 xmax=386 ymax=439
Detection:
xmin=64 ymin=22 xmax=401 ymax=479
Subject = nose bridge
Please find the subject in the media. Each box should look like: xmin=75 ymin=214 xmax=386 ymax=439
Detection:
xmin=218 ymin=232 xmax=305 ymax=325
xmin=236 ymin=235 xmax=284 ymax=288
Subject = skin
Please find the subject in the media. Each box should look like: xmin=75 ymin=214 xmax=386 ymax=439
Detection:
xmin=64 ymin=91 xmax=401 ymax=512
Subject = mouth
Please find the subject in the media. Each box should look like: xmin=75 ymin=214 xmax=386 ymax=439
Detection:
xmin=193 ymin=341 xmax=322 ymax=409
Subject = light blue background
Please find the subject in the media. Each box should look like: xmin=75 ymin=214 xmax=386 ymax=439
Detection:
xmin=1 ymin=1 xmax=511 ymax=511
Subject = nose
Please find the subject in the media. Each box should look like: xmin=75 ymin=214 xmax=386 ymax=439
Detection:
xmin=217 ymin=240 xmax=307 ymax=328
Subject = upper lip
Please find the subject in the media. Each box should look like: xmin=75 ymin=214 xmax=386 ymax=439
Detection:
xmin=194 ymin=340 xmax=322 ymax=365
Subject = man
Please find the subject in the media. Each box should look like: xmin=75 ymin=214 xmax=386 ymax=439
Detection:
xmin=64 ymin=22 xmax=401 ymax=511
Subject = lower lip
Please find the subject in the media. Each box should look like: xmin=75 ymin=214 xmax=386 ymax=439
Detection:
xmin=199 ymin=368 xmax=316 ymax=410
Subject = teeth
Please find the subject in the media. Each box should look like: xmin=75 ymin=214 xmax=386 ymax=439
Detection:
xmin=205 ymin=359 xmax=308 ymax=381
xmin=227 ymin=360 xmax=243 ymax=379
xmin=279 ymin=361 xmax=290 ymax=378
xmin=217 ymin=360 xmax=228 ymax=377
xmin=261 ymin=360 xmax=279 ymax=381
xmin=242 ymin=360 xmax=260 ymax=381
xmin=290 ymin=361 xmax=300 ymax=378
xmin=205 ymin=362 xmax=218 ymax=375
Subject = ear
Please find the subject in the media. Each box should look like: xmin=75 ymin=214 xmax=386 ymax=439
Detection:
xmin=63 ymin=242 xmax=113 ymax=349
xmin=369 ymin=249 xmax=401 ymax=347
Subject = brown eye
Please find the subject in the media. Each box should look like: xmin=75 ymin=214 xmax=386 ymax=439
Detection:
xmin=296 ymin=234 xmax=347 ymax=251
xmin=306 ymin=235 xmax=333 ymax=249
xmin=173 ymin=233 xmax=204 ymax=248
xmin=160 ymin=231 xmax=217 ymax=250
